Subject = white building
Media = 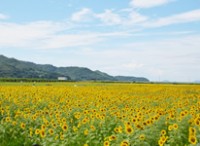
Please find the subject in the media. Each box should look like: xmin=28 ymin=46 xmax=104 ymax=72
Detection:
xmin=58 ymin=77 xmax=68 ymax=81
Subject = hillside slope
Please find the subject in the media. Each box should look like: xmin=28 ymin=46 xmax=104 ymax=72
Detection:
xmin=0 ymin=55 xmax=149 ymax=82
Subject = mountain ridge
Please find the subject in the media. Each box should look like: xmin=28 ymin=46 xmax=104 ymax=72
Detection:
xmin=0 ymin=55 xmax=149 ymax=82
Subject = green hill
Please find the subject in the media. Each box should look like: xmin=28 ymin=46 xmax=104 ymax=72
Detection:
xmin=115 ymin=76 xmax=149 ymax=82
xmin=0 ymin=55 xmax=149 ymax=82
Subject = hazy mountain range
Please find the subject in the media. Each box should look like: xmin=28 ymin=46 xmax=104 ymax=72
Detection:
xmin=0 ymin=55 xmax=149 ymax=82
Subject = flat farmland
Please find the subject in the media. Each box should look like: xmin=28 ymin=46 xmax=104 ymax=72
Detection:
xmin=0 ymin=82 xmax=200 ymax=146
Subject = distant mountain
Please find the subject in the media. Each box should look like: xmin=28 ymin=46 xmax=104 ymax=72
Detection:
xmin=115 ymin=76 xmax=149 ymax=82
xmin=0 ymin=55 xmax=149 ymax=82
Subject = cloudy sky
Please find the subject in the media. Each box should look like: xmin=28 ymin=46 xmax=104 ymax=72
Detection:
xmin=0 ymin=0 xmax=200 ymax=82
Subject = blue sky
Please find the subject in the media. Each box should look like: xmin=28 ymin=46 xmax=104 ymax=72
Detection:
xmin=0 ymin=0 xmax=200 ymax=82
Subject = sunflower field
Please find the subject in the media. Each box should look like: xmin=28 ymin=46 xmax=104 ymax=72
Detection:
xmin=0 ymin=83 xmax=200 ymax=146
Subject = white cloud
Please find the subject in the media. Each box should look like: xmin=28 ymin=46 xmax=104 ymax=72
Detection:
xmin=0 ymin=13 xmax=9 ymax=20
xmin=126 ymin=34 xmax=200 ymax=54
xmin=95 ymin=9 xmax=147 ymax=26
xmin=71 ymin=8 xmax=148 ymax=26
xmin=70 ymin=7 xmax=149 ymax=27
xmin=123 ymin=62 xmax=144 ymax=69
xmin=70 ymin=8 xmax=200 ymax=28
xmin=95 ymin=10 xmax=122 ymax=25
xmin=40 ymin=31 xmax=132 ymax=49
xmin=37 ymin=34 xmax=103 ymax=49
xmin=71 ymin=8 xmax=93 ymax=22
xmin=145 ymin=9 xmax=200 ymax=27
xmin=126 ymin=9 xmax=200 ymax=28
xmin=130 ymin=0 xmax=172 ymax=8
xmin=0 ymin=20 xmax=132 ymax=49
xmin=71 ymin=8 xmax=123 ymax=25
xmin=127 ymin=11 xmax=148 ymax=25
xmin=0 ymin=21 xmax=67 ymax=48
xmin=71 ymin=34 xmax=200 ymax=81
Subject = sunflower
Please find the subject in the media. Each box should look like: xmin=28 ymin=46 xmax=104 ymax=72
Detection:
xmin=32 ymin=115 xmax=36 ymax=121
xmin=35 ymin=129 xmax=40 ymax=135
xmin=160 ymin=136 xmax=167 ymax=143
xmin=41 ymin=124 xmax=46 ymax=130
xmin=62 ymin=118 xmax=66 ymax=123
xmin=5 ymin=117 xmax=11 ymax=122
xmin=60 ymin=134 xmax=64 ymax=140
xmin=90 ymin=125 xmax=96 ymax=131
xmin=173 ymin=123 xmax=178 ymax=130
xmin=20 ymin=122 xmax=25 ymax=129
xmin=125 ymin=125 xmax=134 ymax=135
xmin=194 ymin=118 xmax=200 ymax=126
xmin=62 ymin=124 xmax=68 ymax=131
xmin=180 ymin=111 xmax=185 ymax=117
xmin=139 ymin=134 xmax=145 ymax=141
xmin=54 ymin=122 xmax=59 ymax=128
xmin=109 ymin=135 xmax=117 ymax=141
xmin=12 ymin=121 xmax=17 ymax=126
xmin=82 ymin=118 xmax=88 ymax=124
xmin=84 ymin=129 xmax=89 ymax=136
xmin=132 ymin=118 xmax=137 ymax=123
xmin=73 ymin=126 xmax=78 ymax=132
xmin=120 ymin=140 xmax=129 ymax=146
xmin=103 ymin=141 xmax=110 ymax=146
xmin=40 ymin=129 xmax=46 ymax=138
xmin=74 ymin=112 xmax=81 ymax=119
xmin=48 ymin=129 xmax=54 ymax=135
xmin=188 ymin=135 xmax=197 ymax=145
xmin=168 ymin=125 xmax=173 ymax=131
xmin=158 ymin=139 xmax=164 ymax=146
xmin=160 ymin=130 xmax=166 ymax=136
xmin=189 ymin=127 xmax=196 ymax=136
